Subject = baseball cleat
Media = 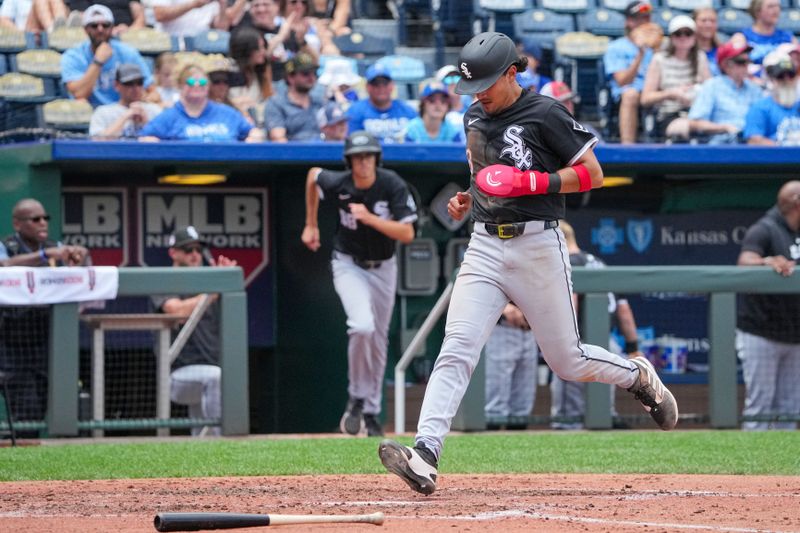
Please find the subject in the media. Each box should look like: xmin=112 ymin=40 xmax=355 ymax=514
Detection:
xmin=378 ymin=439 xmax=438 ymax=495
xmin=364 ymin=414 xmax=384 ymax=437
xmin=340 ymin=398 xmax=365 ymax=436
xmin=627 ymin=356 xmax=679 ymax=430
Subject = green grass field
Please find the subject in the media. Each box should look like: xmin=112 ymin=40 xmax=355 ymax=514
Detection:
xmin=2 ymin=431 xmax=799 ymax=482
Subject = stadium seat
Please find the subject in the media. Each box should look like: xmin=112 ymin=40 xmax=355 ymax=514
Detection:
xmin=597 ymin=0 xmax=634 ymax=12
xmin=437 ymin=0 xmax=475 ymax=47
xmin=0 ymin=26 xmax=28 ymax=54
xmin=13 ymin=49 xmax=62 ymax=78
xmin=539 ymin=0 xmax=595 ymax=15
xmin=0 ymin=72 xmax=50 ymax=130
xmin=778 ymin=9 xmax=800 ymax=37
xmin=716 ymin=8 xmax=753 ymax=35
xmin=42 ymin=98 xmax=92 ymax=133
xmin=334 ymin=32 xmax=396 ymax=71
xmin=473 ymin=0 xmax=535 ymax=36
xmin=727 ymin=0 xmax=789 ymax=8
xmin=351 ymin=18 xmax=400 ymax=46
xmin=652 ymin=7 xmax=681 ymax=33
xmin=578 ymin=8 xmax=627 ymax=37
xmin=513 ymin=9 xmax=576 ymax=51
xmin=120 ymin=27 xmax=174 ymax=56
xmin=374 ymin=54 xmax=427 ymax=99
xmin=187 ymin=30 xmax=230 ymax=55
xmin=663 ymin=0 xmax=721 ymax=10
xmin=46 ymin=27 xmax=87 ymax=52
xmin=554 ymin=32 xmax=610 ymax=122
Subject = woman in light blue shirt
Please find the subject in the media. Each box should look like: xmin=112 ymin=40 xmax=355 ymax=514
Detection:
xmin=403 ymin=81 xmax=464 ymax=144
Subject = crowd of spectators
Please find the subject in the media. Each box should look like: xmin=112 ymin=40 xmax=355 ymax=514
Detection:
xmin=0 ymin=0 xmax=798 ymax=145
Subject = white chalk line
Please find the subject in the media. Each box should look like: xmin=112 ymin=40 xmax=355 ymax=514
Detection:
xmin=389 ymin=509 xmax=792 ymax=533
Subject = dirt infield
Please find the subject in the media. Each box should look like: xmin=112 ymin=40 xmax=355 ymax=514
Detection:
xmin=2 ymin=472 xmax=799 ymax=532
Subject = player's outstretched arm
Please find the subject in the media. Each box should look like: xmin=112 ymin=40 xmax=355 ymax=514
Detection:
xmin=302 ymin=168 xmax=322 ymax=252
xmin=475 ymin=149 xmax=603 ymax=198
xmin=348 ymin=203 xmax=415 ymax=244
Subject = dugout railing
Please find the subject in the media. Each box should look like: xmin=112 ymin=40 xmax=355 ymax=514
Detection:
xmin=393 ymin=265 xmax=800 ymax=433
xmin=0 ymin=266 xmax=248 ymax=437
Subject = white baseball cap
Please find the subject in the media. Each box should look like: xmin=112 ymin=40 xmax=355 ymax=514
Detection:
xmin=668 ymin=15 xmax=695 ymax=35
xmin=82 ymin=4 xmax=114 ymax=26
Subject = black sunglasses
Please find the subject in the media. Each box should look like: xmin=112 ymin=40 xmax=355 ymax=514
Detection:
xmin=730 ymin=56 xmax=750 ymax=65
xmin=121 ymin=79 xmax=144 ymax=87
xmin=87 ymin=22 xmax=112 ymax=29
xmin=179 ymin=245 xmax=203 ymax=254
xmin=672 ymin=30 xmax=694 ymax=38
xmin=775 ymin=71 xmax=797 ymax=81
xmin=20 ymin=215 xmax=51 ymax=223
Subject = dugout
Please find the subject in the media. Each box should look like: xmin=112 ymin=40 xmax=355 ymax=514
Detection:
xmin=0 ymin=140 xmax=798 ymax=434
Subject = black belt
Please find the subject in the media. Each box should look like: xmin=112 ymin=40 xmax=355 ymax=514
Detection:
xmin=353 ymin=258 xmax=383 ymax=269
xmin=484 ymin=220 xmax=558 ymax=239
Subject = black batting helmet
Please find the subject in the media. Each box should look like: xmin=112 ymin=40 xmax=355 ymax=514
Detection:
xmin=343 ymin=130 xmax=382 ymax=167
xmin=455 ymin=32 xmax=519 ymax=95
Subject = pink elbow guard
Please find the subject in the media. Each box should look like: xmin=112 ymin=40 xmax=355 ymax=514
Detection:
xmin=475 ymin=164 xmax=552 ymax=198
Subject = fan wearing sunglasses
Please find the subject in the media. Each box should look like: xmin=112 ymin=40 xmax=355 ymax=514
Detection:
xmin=0 ymin=199 xmax=90 ymax=425
xmin=687 ymin=41 xmax=765 ymax=144
xmin=640 ymin=15 xmax=711 ymax=141
xmin=61 ymin=4 xmax=153 ymax=106
xmin=90 ymin=63 xmax=163 ymax=139
xmin=744 ymin=51 xmax=800 ymax=146
xmin=139 ymin=64 xmax=264 ymax=142
xmin=150 ymin=226 xmax=238 ymax=437
xmin=0 ymin=198 xmax=89 ymax=268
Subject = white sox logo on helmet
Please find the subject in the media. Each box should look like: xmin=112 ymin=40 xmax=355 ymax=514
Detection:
xmin=460 ymin=62 xmax=472 ymax=79
xmin=500 ymin=125 xmax=532 ymax=170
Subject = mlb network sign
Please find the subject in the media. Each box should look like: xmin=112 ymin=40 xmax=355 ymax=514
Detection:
xmin=138 ymin=188 xmax=269 ymax=285
xmin=62 ymin=188 xmax=128 ymax=266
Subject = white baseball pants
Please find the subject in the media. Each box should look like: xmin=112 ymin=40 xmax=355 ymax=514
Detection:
xmin=416 ymin=222 xmax=639 ymax=458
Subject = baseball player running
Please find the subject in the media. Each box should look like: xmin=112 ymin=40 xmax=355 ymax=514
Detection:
xmin=379 ymin=32 xmax=678 ymax=495
xmin=302 ymin=130 xmax=418 ymax=437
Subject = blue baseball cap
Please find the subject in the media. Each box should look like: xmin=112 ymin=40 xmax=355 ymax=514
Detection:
xmin=519 ymin=39 xmax=542 ymax=62
xmin=419 ymin=81 xmax=448 ymax=99
xmin=366 ymin=63 xmax=393 ymax=83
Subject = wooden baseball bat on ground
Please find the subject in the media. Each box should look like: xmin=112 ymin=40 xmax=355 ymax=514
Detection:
xmin=153 ymin=511 xmax=385 ymax=531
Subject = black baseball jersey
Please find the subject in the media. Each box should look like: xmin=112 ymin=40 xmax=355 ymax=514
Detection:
xmin=464 ymin=89 xmax=598 ymax=223
xmin=316 ymin=167 xmax=418 ymax=261
xmin=737 ymin=206 xmax=800 ymax=343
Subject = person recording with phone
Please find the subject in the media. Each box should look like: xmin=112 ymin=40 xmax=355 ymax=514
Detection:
xmin=150 ymin=226 xmax=238 ymax=437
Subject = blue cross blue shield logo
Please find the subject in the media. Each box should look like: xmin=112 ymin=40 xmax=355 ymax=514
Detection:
xmin=626 ymin=219 xmax=653 ymax=254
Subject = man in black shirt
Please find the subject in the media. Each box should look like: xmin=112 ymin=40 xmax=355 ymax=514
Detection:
xmin=151 ymin=226 xmax=237 ymax=437
xmin=0 ymin=198 xmax=89 ymax=422
xmin=378 ymin=32 xmax=678 ymax=496
xmin=736 ymin=180 xmax=800 ymax=430
xmin=302 ymin=130 xmax=417 ymax=437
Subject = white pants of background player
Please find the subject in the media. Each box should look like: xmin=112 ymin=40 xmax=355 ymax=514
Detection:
xmin=332 ymin=252 xmax=397 ymax=416
xmin=416 ymin=222 xmax=639 ymax=458
xmin=737 ymin=330 xmax=800 ymax=431
xmin=484 ymin=323 xmax=537 ymax=421
xmin=171 ymin=364 xmax=221 ymax=436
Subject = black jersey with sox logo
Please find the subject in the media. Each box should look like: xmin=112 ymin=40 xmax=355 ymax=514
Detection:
xmin=316 ymin=167 xmax=418 ymax=261
xmin=465 ymin=89 xmax=598 ymax=223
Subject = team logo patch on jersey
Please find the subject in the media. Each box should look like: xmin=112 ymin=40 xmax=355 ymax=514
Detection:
xmin=460 ymin=62 xmax=472 ymax=79
xmin=500 ymin=125 xmax=533 ymax=170
xmin=572 ymin=119 xmax=588 ymax=133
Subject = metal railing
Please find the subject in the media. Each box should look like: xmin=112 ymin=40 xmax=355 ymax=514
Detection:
xmin=393 ymin=266 xmax=800 ymax=433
